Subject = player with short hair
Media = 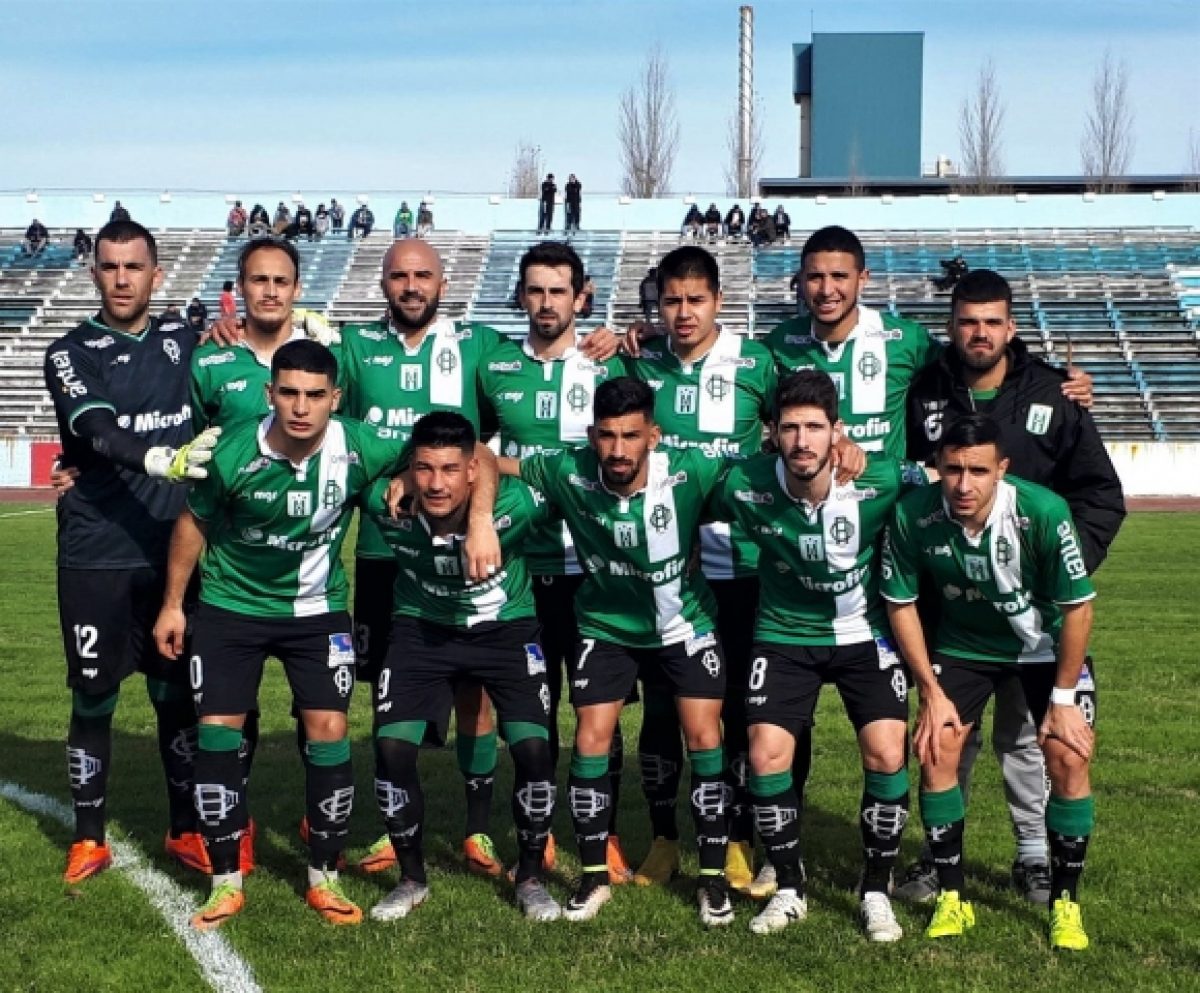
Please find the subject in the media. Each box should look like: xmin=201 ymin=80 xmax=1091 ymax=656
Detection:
xmin=44 ymin=219 xmax=219 ymax=885
xmin=153 ymin=340 xmax=414 ymax=929
xmin=623 ymin=244 xmax=778 ymax=894
xmin=708 ymin=370 xmax=920 ymax=941
xmin=478 ymin=240 xmax=630 ymax=881
xmin=502 ymin=376 xmax=733 ymax=926
xmin=881 ymin=414 xmax=1098 ymax=950
xmin=897 ymin=268 xmax=1124 ymax=905
xmin=366 ymin=412 xmax=559 ymax=921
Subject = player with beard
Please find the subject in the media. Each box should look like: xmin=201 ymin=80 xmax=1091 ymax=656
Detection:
xmin=44 ymin=220 xmax=219 ymax=884
xmin=899 ymin=269 xmax=1123 ymax=905
xmin=501 ymin=377 xmax=734 ymax=927
xmin=340 ymin=239 xmax=618 ymax=877
xmin=707 ymin=371 xmax=923 ymax=941
xmin=477 ymin=241 xmax=630 ymax=881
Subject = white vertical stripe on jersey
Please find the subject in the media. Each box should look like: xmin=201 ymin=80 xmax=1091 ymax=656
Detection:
xmin=294 ymin=420 xmax=351 ymax=617
xmin=849 ymin=306 xmax=888 ymax=419
xmin=823 ymin=488 xmax=872 ymax=644
xmin=428 ymin=319 xmax=463 ymax=408
xmin=559 ymin=353 xmax=595 ymax=442
xmin=697 ymin=331 xmax=740 ymax=435
xmin=990 ymin=481 xmax=1055 ymax=663
xmin=644 ymin=452 xmax=681 ymax=562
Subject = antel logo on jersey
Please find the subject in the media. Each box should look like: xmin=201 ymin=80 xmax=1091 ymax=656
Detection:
xmin=567 ymin=473 xmax=599 ymax=492
xmin=49 ymin=350 xmax=88 ymax=398
xmin=198 ymin=351 xmax=236 ymax=367
xmin=237 ymin=456 xmax=271 ymax=475
xmin=116 ymin=406 xmax=193 ymax=432
xmin=82 ymin=335 xmax=115 ymax=349
xmin=783 ymin=335 xmax=815 ymax=345
xmin=734 ymin=489 xmax=773 ymax=505
xmin=488 ymin=361 xmax=523 ymax=372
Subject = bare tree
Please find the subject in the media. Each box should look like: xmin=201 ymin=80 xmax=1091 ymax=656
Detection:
xmin=958 ymin=58 xmax=1006 ymax=193
xmin=1187 ymin=129 xmax=1200 ymax=193
xmin=1080 ymin=49 xmax=1135 ymax=192
xmin=723 ymin=102 xmax=765 ymax=196
xmin=507 ymin=140 xmax=542 ymax=197
xmin=844 ymin=137 xmax=865 ymax=197
xmin=618 ymin=46 xmax=680 ymax=197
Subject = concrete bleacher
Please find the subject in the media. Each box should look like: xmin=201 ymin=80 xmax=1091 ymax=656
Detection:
xmin=3 ymin=224 xmax=1198 ymax=441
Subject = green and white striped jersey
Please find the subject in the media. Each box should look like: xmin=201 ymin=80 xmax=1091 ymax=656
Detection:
xmin=190 ymin=333 xmax=341 ymax=432
xmin=338 ymin=316 xmax=504 ymax=559
xmin=478 ymin=336 xmax=625 ymax=576
xmin=765 ymin=306 xmax=941 ymax=459
xmin=187 ymin=414 xmax=407 ymax=618
xmin=365 ymin=476 xmax=553 ymax=629
xmin=881 ymin=476 xmax=1096 ymax=664
xmin=626 ymin=331 xmax=777 ymax=580
xmin=519 ymin=446 xmax=722 ymax=649
xmin=710 ymin=455 xmax=924 ymax=646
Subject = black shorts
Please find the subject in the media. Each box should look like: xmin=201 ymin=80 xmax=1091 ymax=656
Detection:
xmin=58 ymin=566 xmax=191 ymax=695
xmin=933 ymin=654 xmax=1099 ymax=730
xmin=353 ymin=557 xmax=398 ymax=685
xmin=569 ymin=631 xmax=726 ymax=708
xmin=746 ymin=638 xmax=910 ymax=737
xmin=189 ymin=604 xmax=355 ymax=717
xmin=533 ymin=573 xmax=583 ymax=671
xmin=376 ymin=616 xmax=550 ymax=729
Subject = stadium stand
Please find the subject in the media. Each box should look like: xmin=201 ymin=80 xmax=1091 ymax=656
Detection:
xmin=2 ymin=224 xmax=1197 ymax=440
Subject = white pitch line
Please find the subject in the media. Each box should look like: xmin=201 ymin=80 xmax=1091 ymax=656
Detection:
xmin=0 ymin=507 xmax=54 ymax=519
xmin=0 ymin=779 xmax=262 ymax=993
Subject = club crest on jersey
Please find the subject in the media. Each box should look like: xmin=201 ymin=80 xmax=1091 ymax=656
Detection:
xmin=828 ymin=516 xmax=855 ymax=545
xmin=400 ymin=365 xmax=423 ymax=391
xmin=288 ymin=492 xmax=312 ymax=517
xmin=435 ymin=348 xmax=458 ymax=375
xmin=322 ymin=481 xmax=344 ymax=509
xmin=566 ymin=384 xmax=591 ymax=412
xmin=535 ymin=391 xmax=558 ymax=419
xmin=1026 ymin=404 xmax=1053 ymax=436
xmin=674 ymin=385 xmax=698 ymax=415
xmin=994 ymin=536 xmax=1014 ymax=566
xmin=613 ymin=521 xmax=638 ymax=548
xmin=434 ymin=555 xmax=461 ymax=577
xmin=856 ymin=352 xmax=882 ymax=381
xmin=965 ymin=554 xmax=990 ymax=582
xmin=648 ymin=504 xmax=673 ymax=533
xmin=705 ymin=375 xmax=731 ymax=401
xmin=799 ymin=534 xmax=825 ymax=561
xmin=162 ymin=339 xmax=181 ymax=365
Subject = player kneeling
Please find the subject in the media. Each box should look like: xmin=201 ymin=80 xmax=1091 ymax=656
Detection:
xmin=155 ymin=340 xmax=411 ymax=929
xmin=366 ymin=412 xmax=561 ymax=922
xmin=882 ymin=414 xmax=1098 ymax=951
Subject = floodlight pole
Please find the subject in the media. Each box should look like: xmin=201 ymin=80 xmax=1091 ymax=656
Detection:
xmin=738 ymin=5 xmax=754 ymax=199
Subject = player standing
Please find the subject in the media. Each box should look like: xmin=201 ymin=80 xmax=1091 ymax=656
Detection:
xmin=882 ymin=414 xmax=1098 ymax=950
xmin=44 ymin=220 xmax=219 ymax=884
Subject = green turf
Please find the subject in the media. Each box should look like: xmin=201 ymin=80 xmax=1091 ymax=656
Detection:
xmin=1 ymin=504 xmax=1197 ymax=992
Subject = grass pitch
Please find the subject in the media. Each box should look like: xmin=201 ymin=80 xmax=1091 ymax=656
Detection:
xmin=0 ymin=505 xmax=1197 ymax=993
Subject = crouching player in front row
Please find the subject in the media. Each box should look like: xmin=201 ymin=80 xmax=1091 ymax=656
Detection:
xmin=881 ymin=414 xmax=1098 ymax=950
xmin=365 ymin=412 xmax=560 ymax=922
xmin=154 ymin=340 xmax=413 ymax=929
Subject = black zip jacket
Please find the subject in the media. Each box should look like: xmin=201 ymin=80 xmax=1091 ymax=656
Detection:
xmin=906 ymin=336 xmax=1126 ymax=572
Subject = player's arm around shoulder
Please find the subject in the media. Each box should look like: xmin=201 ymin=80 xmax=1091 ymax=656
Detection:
xmin=496 ymin=476 xmax=557 ymax=548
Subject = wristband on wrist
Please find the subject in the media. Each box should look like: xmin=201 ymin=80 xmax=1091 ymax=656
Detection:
xmin=1049 ymin=686 xmax=1077 ymax=706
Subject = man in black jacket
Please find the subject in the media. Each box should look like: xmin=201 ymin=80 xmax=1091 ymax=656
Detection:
xmin=899 ymin=267 xmax=1125 ymax=906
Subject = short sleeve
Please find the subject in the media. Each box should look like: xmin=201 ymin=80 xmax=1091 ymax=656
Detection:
xmin=880 ymin=503 xmax=920 ymax=604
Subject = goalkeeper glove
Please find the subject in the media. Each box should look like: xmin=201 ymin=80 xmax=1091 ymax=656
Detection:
xmin=296 ymin=309 xmax=341 ymax=347
xmin=144 ymin=426 xmax=222 ymax=482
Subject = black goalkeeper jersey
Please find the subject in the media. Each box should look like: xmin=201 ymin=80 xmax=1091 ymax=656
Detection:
xmin=44 ymin=314 xmax=196 ymax=569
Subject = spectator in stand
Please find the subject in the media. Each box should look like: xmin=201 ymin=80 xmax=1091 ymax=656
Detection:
xmin=314 ymin=204 xmax=330 ymax=239
xmin=109 ymin=201 xmax=131 ymax=222
xmin=73 ymin=228 xmax=93 ymax=262
xmin=703 ymin=202 xmax=722 ymax=241
xmin=159 ymin=303 xmax=185 ymax=329
xmin=537 ymin=173 xmax=557 ymax=234
xmin=227 ymin=200 xmax=248 ymax=237
xmin=564 ymin=173 xmax=582 ymax=233
xmin=23 ymin=219 xmax=49 ymax=256
xmin=247 ymin=204 xmax=270 ymax=237
xmin=773 ymin=204 xmax=791 ymax=241
xmin=788 ymin=269 xmax=807 ymax=318
xmin=681 ymin=204 xmax=703 ymax=240
xmin=748 ymin=202 xmax=774 ymax=246
xmin=350 ymin=204 xmax=375 ymax=238
xmin=416 ymin=201 xmax=434 ymax=237
xmin=186 ymin=296 xmax=208 ymax=333
xmin=393 ymin=201 xmax=413 ymax=238
xmin=638 ymin=266 xmax=659 ymax=323
xmin=329 ymin=198 xmax=345 ymax=233
xmin=725 ymin=203 xmax=746 ymax=240
xmin=273 ymin=201 xmax=292 ymax=236
xmin=295 ymin=202 xmax=314 ymax=240
xmin=581 ymin=273 xmax=596 ymax=320
xmin=219 ymin=280 xmax=237 ymax=318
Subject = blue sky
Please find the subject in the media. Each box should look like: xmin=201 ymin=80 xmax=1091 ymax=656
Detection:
xmin=2 ymin=0 xmax=1196 ymax=194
